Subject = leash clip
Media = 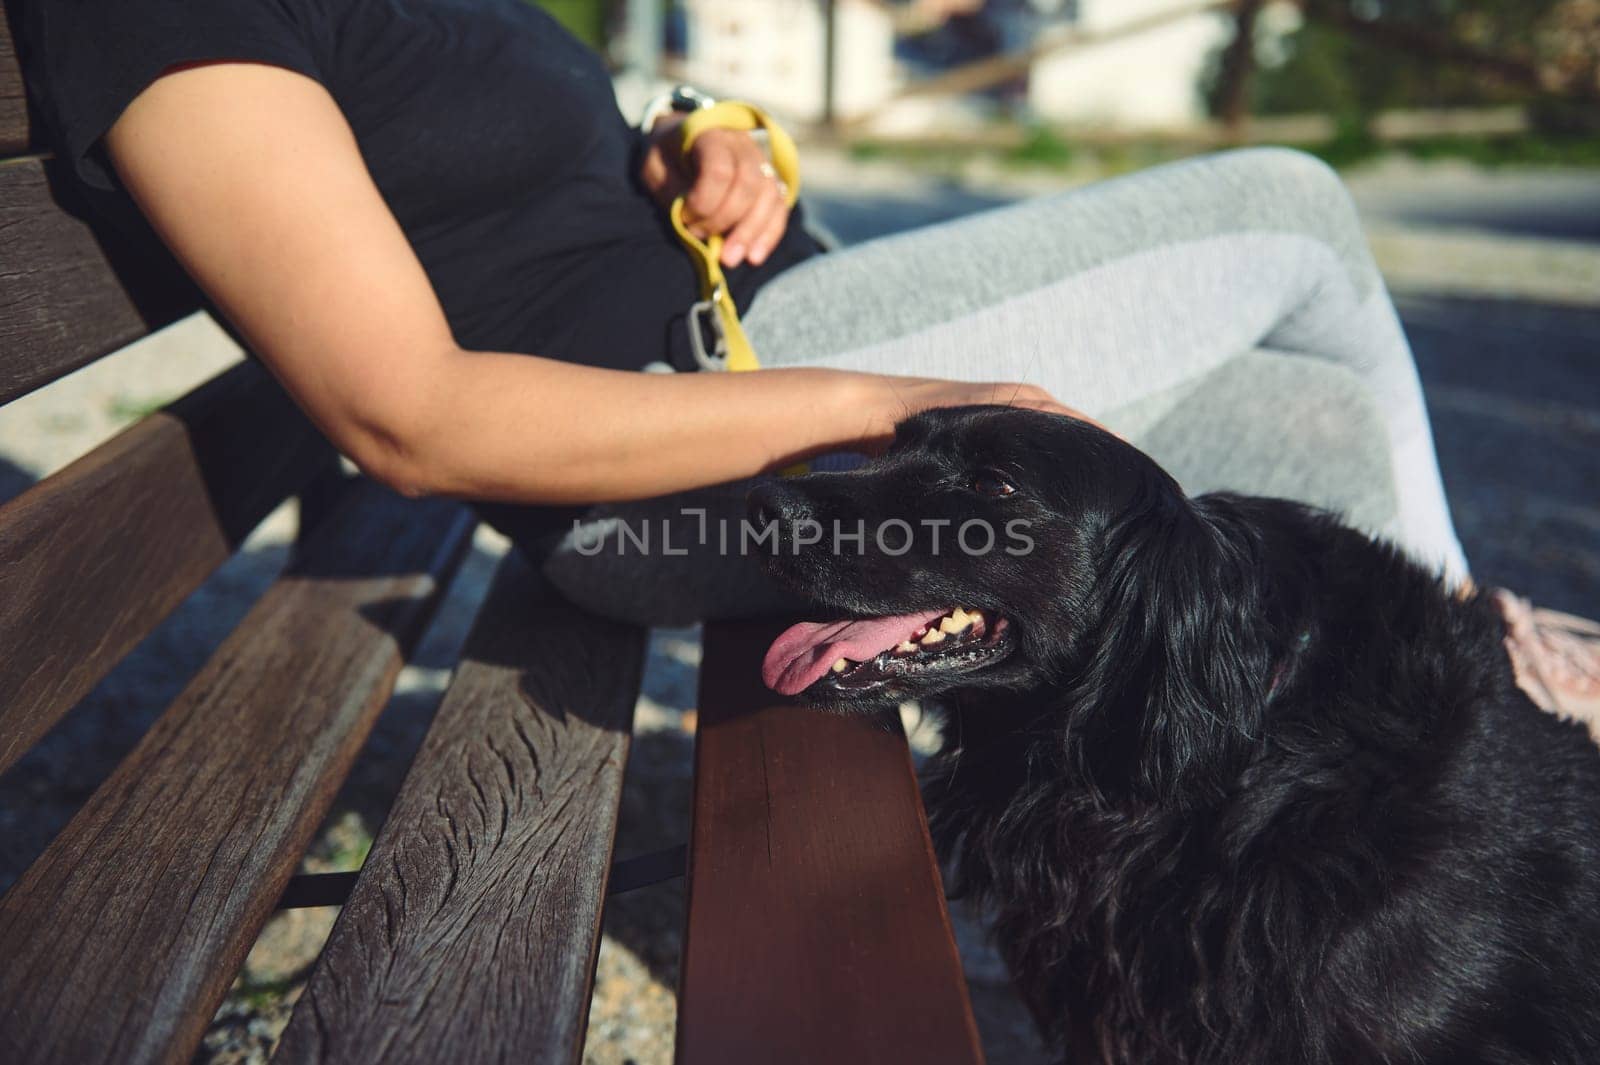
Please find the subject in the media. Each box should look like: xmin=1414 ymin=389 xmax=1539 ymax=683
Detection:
xmin=687 ymin=290 xmax=730 ymax=371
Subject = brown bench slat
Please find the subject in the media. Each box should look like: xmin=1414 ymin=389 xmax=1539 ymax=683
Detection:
xmin=677 ymin=620 xmax=986 ymax=1065
xmin=0 ymin=158 xmax=198 ymax=406
xmin=0 ymin=15 xmax=31 ymax=156
xmin=0 ymin=481 xmax=472 ymax=1065
xmin=0 ymin=360 xmax=332 ymax=775
xmin=272 ymin=553 xmax=646 ymax=1065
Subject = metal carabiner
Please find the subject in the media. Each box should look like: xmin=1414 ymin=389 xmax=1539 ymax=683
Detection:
xmin=687 ymin=287 xmax=731 ymax=371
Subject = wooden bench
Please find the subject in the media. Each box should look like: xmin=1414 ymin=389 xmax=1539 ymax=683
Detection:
xmin=0 ymin=13 xmax=985 ymax=1063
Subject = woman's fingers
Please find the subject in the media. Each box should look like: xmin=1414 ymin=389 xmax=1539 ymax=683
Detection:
xmin=638 ymin=113 xmax=690 ymax=206
xmin=682 ymin=131 xmax=786 ymax=266
xmin=727 ymin=177 xmax=789 ymax=267
xmin=885 ymin=378 xmax=1122 ymax=441
xmin=639 ymin=141 xmax=687 ymax=204
xmin=643 ymin=124 xmax=793 ymax=266
xmin=996 ymin=383 xmax=1076 ymax=417
xmin=986 ymin=383 xmax=1122 ymax=438
xmin=683 ymin=133 xmax=741 ymax=230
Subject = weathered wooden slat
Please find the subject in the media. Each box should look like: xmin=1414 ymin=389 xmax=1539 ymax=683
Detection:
xmin=677 ymin=620 xmax=986 ymax=1065
xmin=0 ymin=158 xmax=198 ymax=406
xmin=0 ymin=360 xmax=332 ymax=775
xmin=273 ymin=553 xmax=646 ymax=1065
xmin=0 ymin=482 xmax=473 ymax=1065
xmin=0 ymin=13 xmax=32 ymax=155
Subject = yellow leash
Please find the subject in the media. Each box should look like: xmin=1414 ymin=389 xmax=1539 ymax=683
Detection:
xmin=669 ymin=101 xmax=802 ymax=374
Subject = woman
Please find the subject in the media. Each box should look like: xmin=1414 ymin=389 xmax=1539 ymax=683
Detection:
xmin=22 ymin=0 xmax=1595 ymax=715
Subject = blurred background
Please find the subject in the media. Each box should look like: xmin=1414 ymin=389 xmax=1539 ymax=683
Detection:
xmin=587 ymin=1 xmax=1600 ymax=167
xmin=0 ymin=3 xmax=1594 ymax=1063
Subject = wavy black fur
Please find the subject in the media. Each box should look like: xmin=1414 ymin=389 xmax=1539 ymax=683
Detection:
xmin=753 ymin=406 xmax=1600 ymax=1064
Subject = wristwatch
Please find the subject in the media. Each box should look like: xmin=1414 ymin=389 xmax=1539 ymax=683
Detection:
xmin=639 ymin=85 xmax=717 ymax=133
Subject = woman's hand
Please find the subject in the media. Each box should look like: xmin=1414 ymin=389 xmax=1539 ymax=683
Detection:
xmin=850 ymin=376 xmax=1112 ymax=453
xmin=639 ymin=114 xmax=790 ymax=270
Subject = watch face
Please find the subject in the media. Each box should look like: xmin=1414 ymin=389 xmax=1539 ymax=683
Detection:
xmin=672 ymin=86 xmax=714 ymax=112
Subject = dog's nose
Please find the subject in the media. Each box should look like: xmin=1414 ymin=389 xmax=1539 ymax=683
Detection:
xmin=747 ymin=481 xmax=814 ymax=530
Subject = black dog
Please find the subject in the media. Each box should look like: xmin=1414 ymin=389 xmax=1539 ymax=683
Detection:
xmin=750 ymin=406 xmax=1600 ymax=1065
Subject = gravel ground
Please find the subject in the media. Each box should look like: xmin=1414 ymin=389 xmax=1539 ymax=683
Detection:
xmin=1 ymin=154 xmax=1596 ymax=1064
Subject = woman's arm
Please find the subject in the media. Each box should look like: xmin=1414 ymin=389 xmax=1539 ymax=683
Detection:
xmin=107 ymin=62 xmax=1076 ymax=505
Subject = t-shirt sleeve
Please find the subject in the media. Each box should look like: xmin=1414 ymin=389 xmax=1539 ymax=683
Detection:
xmin=23 ymin=0 xmax=324 ymax=192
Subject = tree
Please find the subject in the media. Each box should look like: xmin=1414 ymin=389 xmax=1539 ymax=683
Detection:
xmin=1205 ymin=0 xmax=1598 ymax=131
xmin=530 ymin=0 xmax=613 ymax=51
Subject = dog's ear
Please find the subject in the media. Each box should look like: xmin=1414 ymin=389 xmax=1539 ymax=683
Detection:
xmin=1074 ymin=491 xmax=1275 ymax=802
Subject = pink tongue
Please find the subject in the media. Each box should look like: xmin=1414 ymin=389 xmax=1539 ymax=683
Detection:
xmin=762 ymin=609 xmax=949 ymax=696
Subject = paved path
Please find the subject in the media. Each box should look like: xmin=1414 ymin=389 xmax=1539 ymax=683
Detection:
xmin=1350 ymin=160 xmax=1600 ymax=243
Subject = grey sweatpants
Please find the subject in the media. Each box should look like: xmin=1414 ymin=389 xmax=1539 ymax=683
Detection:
xmin=545 ymin=148 xmax=1469 ymax=625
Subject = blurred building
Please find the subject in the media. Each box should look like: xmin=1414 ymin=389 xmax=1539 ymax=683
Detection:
xmin=680 ymin=0 xmax=899 ymax=123
xmin=676 ymin=0 xmax=1233 ymax=132
xmin=1027 ymin=0 xmax=1231 ymax=129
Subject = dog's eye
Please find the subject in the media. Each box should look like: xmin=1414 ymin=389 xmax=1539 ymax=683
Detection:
xmin=969 ymin=470 xmax=1017 ymax=498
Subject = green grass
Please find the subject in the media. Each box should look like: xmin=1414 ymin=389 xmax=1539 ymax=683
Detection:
xmin=848 ymin=128 xmax=1088 ymax=173
xmin=308 ymin=810 xmax=375 ymax=873
xmin=848 ymin=139 xmax=969 ymax=169
xmin=847 ymin=131 xmax=1186 ymax=178
xmin=236 ymin=974 xmax=307 ymax=1011
xmin=1396 ymin=132 xmax=1600 ymax=168
xmin=327 ymin=832 xmax=373 ymax=871
xmin=528 ymin=0 xmax=607 ymax=50
xmin=105 ymin=395 xmax=173 ymax=423
xmin=1299 ymin=128 xmax=1600 ymax=170
xmin=850 ymin=126 xmax=1600 ymax=178
xmin=1005 ymin=126 xmax=1075 ymax=168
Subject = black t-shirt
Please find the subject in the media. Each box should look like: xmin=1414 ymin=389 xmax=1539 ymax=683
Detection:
xmin=21 ymin=0 xmax=821 ymax=370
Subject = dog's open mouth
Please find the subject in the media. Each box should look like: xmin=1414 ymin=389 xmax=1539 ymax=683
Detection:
xmin=761 ymin=606 xmax=1015 ymax=696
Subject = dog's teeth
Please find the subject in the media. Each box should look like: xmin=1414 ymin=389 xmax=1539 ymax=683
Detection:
xmin=940 ymin=608 xmax=973 ymax=634
xmin=896 ymin=640 xmax=918 ymax=654
xmin=832 ymin=657 xmax=850 ymax=673
xmin=920 ymin=629 xmax=946 ymax=646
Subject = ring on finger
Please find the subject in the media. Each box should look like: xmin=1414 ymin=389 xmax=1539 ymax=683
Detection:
xmin=756 ymin=161 xmax=791 ymax=200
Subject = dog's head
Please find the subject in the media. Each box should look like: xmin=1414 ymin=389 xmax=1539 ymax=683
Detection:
xmin=753 ymin=405 xmax=1188 ymax=705
xmin=753 ymin=405 xmax=1277 ymax=795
